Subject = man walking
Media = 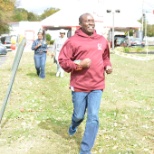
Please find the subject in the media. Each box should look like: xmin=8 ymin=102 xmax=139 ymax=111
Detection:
xmin=52 ymin=29 xmax=67 ymax=77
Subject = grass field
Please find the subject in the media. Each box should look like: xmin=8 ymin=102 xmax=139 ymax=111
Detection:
xmin=0 ymin=51 xmax=154 ymax=154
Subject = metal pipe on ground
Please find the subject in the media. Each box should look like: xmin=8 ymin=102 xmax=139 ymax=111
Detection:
xmin=0 ymin=38 xmax=26 ymax=125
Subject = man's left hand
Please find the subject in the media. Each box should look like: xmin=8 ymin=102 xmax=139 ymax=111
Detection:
xmin=105 ymin=66 xmax=112 ymax=74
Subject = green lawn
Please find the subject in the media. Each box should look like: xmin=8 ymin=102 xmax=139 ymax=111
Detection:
xmin=0 ymin=51 xmax=154 ymax=154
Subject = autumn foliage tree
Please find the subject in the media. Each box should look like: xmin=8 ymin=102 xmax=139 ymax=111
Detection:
xmin=0 ymin=0 xmax=15 ymax=34
xmin=0 ymin=0 xmax=59 ymax=34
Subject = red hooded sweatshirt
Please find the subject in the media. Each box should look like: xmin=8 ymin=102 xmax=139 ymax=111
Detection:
xmin=58 ymin=28 xmax=112 ymax=92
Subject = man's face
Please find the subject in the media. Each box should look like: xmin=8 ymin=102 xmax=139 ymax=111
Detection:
xmin=80 ymin=15 xmax=95 ymax=36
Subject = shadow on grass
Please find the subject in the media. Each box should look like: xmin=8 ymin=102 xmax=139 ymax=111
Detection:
xmin=38 ymin=117 xmax=83 ymax=150
xmin=26 ymin=72 xmax=37 ymax=77
xmin=26 ymin=72 xmax=56 ymax=78
xmin=46 ymin=71 xmax=56 ymax=77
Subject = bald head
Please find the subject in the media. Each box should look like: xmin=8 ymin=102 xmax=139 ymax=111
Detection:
xmin=79 ymin=13 xmax=95 ymax=36
xmin=79 ymin=13 xmax=93 ymax=24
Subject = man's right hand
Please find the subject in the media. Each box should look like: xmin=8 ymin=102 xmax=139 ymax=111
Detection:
xmin=80 ymin=58 xmax=91 ymax=68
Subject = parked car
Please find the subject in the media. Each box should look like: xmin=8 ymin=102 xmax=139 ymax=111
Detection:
xmin=114 ymin=35 xmax=128 ymax=47
xmin=0 ymin=41 xmax=7 ymax=55
xmin=0 ymin=34 xmax=19 ymax=51
xmin=129 ymin=38 xmax=145 ymax=47
xmin=0 ymin=35 xmax=12 ymax=51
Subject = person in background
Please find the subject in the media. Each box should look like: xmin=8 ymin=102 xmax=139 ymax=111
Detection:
xmin=31 ymin=30 xmax=48 ymax=79
xmin=58 ymin=13 xmax=112 ymax=154
xmin=52 ymin=29 xmax=67 ymax=77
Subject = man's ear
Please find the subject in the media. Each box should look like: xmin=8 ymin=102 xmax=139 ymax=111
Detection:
xmin=79 ymin=22 xmax=81 ymax=26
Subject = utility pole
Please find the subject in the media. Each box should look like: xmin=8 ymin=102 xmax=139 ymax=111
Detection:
xmin=141 ymin=0 xmax=144 ymax=33
xmin=106 ymin=9 xmax=120 ymax=51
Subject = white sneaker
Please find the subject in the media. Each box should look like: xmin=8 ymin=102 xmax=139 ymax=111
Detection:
xmin=56 ymin=72 xmax=60 ymax=77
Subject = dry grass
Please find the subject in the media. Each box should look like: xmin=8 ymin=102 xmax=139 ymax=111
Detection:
xmin=0 ymin=51 xmax=154 ymax=154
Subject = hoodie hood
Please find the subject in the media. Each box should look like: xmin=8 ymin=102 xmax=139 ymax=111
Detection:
xmin=75 ymin=28 xmax=101 ymax=39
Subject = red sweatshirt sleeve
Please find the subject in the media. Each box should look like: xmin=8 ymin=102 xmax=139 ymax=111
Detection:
xmin=58 ymin=40 xmax=77 ymax=73
xmin=103 ymin=42 xmax=112 ymax=69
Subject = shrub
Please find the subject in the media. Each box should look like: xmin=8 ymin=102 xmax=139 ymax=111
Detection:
xmin=135 ymin=47 xmax=143 ymax=52
xmin=124 ymin=47 xmax=130 ymax=53
xmin=45 ymin=33 xmax=51 ymax=44
xmin=50 ymin=40 xmax=54 ymax=45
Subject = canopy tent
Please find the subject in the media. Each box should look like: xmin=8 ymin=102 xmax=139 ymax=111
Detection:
xmin=41 ymin=7 xmax=105 ymax=38
xmin=41 ymin=8 xmax=104 ymax=29
xmin=41 ymin=9 xmax=141 ymax=30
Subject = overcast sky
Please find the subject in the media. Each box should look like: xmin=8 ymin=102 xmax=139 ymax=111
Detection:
xmin=17 ymin=0 xmax=154 ymax=24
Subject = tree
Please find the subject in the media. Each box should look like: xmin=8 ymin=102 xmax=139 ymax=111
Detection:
xmin=0 ymin=0 xmax=15 ymax=34
xmin=12 ymin=8 xmax=41 ymax=21
xmin=40 ymin=8 xmax=60 ymax=20
xmin=0 ymin=2 xmax=60 ymax=35
xmin=45 ymin=33 xmax=52 ymax=45
xmin=27 ymin=12 xmax=40 ymax=21
xmin=12 ymin=8 xmax=28 ymax=21
xmin=147 ymin=24 xmax=154 ymax=37
xmin=138 ymin=16 xmax=154 ymax=37
xmin=11 ymin=7 xmax=59 ymax=22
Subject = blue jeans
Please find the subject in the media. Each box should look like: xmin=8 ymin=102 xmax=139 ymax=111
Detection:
xmin=34 ymin=53 xmax=46 ymax=78
xmin=71 ymin=90 xmax=103 ymax=154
